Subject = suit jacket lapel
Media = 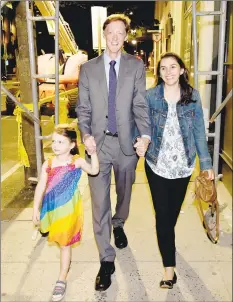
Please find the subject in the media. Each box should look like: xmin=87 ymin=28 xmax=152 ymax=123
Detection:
xmin=97 ymin=54 xmax=108 ymax=103
xmin=116 ymin=53 xmax=127 ymax=98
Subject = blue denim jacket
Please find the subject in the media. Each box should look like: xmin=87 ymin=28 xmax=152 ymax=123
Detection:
xmin=145 ymin=84 xmax=212 ymax=171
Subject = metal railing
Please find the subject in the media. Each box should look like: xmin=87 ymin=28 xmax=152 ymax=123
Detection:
xmin=210 ymin=89 xmax=232 ymax=123
xmin=1 ymin=84 xmax=40 ymax=124
xmin=192 ymin=1 xmax=227 ymax=178
xmin=1 ymin=1 xmax=79 ymax=179
xmin=25 ymin=0 xmax=60 ymax=175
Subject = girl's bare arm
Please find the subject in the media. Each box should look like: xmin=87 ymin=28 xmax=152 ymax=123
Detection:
xmin=76 ymin=153 xmax=99 ymax=175
xmin=33 ymin=161 xmax=48 ymax=211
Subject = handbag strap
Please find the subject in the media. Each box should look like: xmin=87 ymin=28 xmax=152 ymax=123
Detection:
xmin=197 ymin=197 xmax=220 ymax=243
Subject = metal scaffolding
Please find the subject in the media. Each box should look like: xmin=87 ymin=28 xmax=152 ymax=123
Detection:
xmin=25 ymin=0 xmax=60 ymax=176
xmin=1 ymin=1 xmax=60 ymax=177
xmin=192 ymin=1 xmax=227 ymax=178
xmin=2 ymin=1 xmax=230 ymax=180
xmin=1 ymin=0 xmax=81 ymax=178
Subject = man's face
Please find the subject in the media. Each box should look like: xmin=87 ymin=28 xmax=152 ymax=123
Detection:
xmin=104 ymin=20 xmax=127 ymax=56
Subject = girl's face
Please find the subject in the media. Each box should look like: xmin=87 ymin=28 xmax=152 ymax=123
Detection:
xmin=159 ymin=57 xmax=184 ymax=86
xmin=51 ymin=132 xmax=74 ymax=156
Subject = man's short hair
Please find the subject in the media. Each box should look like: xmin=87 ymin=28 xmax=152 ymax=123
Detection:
xmin=103 ymin=14 xmax=131 ymax=33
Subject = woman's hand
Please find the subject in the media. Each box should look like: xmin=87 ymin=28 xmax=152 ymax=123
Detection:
xmin=203 ymin=169 xmax=215 ymax=180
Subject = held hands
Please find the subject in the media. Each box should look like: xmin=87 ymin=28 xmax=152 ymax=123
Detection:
xmin=84 ymin=135 xmax=97 ymax=155
xmin=134 ymin=137 xmax=150 ymax=157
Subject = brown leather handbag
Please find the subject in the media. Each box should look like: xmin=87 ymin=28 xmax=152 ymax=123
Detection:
xmin=195 ymin=171 xmax=217 ymax=203
xmin=195 ymin=171 xmax=219 ymax=244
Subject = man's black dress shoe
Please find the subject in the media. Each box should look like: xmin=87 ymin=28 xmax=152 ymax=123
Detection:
xmin=95 ymin=261 xmax=115 ymax=291
xmin=113 ymin=227 xmax=128 ymax=249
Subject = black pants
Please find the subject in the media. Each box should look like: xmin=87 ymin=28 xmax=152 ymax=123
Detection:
xmin=145 ymin=161 xmax=190 ymax=267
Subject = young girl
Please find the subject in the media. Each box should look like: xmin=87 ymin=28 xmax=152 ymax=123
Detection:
xmin=32 ymin=124 xmax=99 ymax=301
xmin=145 ymin=53 xmax=214 ymax=289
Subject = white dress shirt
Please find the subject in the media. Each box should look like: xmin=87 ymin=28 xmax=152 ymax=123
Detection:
xmin=103 ymin=52 xmax=121 ymax=90
xmin=103 ymin=51 xmax=150 ymax=142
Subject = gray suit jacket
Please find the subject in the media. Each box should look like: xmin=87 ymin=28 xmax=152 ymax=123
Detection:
xmin=76 ymin=52 xmax=151 ymax=156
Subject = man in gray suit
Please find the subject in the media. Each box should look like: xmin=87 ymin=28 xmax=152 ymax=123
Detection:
xmin=76 ymin=14 xmax=151 ymax=291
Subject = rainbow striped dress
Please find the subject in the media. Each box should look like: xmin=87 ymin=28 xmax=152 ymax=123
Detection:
xmin=40 ymin=155 xmax=83 ymax=246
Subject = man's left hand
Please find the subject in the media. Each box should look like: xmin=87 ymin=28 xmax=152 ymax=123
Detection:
xmin=134 ymin=137 xmax=150 ymax=157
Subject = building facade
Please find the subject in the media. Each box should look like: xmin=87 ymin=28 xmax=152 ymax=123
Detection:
xmin=152 ymin=1 xmax=232 ymax=195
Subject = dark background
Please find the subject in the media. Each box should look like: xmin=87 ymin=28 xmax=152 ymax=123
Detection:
xmin=36 ymin=1 xmax=155 ymax=60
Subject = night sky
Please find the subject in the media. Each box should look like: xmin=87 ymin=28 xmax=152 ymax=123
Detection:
xmin=36 ymin=1 xmax=155 ymax=59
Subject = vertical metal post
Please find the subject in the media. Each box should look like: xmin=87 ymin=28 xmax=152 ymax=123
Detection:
xmin=54 ymin=0 xmax=60 ymax=125
xmin=192 ymin=1 xmax=227 ymax=178
xmin=0 ymin=1 xmax=8 ymax=8
xmin=192 ymin=1 xmax=198 ymax=90
xmin=26 ymin=0 xmax=42 ymax=176
xmin=213 ymin=1 xmax=227 ymax=176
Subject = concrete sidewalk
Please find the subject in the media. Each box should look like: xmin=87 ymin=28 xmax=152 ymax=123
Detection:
xmin=1 ymin=158 xmax=232 ymax=302
xmin=1 ymin=71 xmax=232 ymax=302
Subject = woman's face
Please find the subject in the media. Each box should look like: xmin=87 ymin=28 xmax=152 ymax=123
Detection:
xmin=159 ymin=57 xmax=184 ymax=86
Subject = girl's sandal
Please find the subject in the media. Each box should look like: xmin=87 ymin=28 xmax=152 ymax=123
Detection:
xmin=52 ymin=280 xmax=67 ymax=302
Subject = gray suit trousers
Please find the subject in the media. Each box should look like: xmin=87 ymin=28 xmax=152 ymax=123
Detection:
xmin=88 ymin=135 xmax=138 ymax=262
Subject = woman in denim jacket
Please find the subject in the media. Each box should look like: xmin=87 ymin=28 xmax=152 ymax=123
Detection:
xmin=145 ymin=53 xmax=214 ymax=289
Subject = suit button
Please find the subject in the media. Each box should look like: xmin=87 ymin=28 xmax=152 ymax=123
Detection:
xmin=103 ymin=130 xmax=106 ymax=134
xmin=106 ymin=115 xmax=108 ymax=118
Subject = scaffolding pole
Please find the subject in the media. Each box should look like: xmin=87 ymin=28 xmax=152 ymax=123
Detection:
xmin=213 ymin=1 xmax=227 ymax=176
xmin=192 ymin=1 xmax=227 ymax=177
xmin=25 ymin=0 xmax=60 ymax=176
xmin=55 ymin=1 xmax=60 ymax=125
xmin=26 ymin=0 xmax=43 ymax=176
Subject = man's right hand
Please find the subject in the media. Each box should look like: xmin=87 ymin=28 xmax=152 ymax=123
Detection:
xmin=84 ymin=135 xmax=97 ymax=155
xmin=134 ymin=137 xmax=150 ymax=157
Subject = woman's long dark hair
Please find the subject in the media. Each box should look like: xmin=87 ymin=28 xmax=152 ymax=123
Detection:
xmin=54 ymin=124 xmax=79 ymax=155
xmin=156 ymin=52 xmax=195 ymax=105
